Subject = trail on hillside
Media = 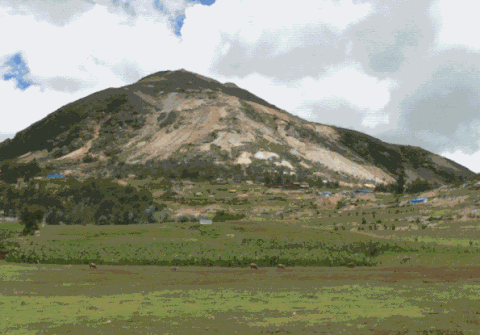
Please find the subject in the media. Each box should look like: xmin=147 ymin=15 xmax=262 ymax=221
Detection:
xmin=56 ymin=117 xmax=109 ymax=161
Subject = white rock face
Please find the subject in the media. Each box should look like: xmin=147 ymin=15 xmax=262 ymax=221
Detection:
xmin=254 ymin=151 xmax=279 ymax=160
xmin=274 ymin=160 xmax=295 ymax=170
xmin=235 ymin=152 xmax=252 ymax=165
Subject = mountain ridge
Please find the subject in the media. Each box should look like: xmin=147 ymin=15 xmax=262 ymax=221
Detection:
xmin=0 ymin=69 xmax=474 ymax=186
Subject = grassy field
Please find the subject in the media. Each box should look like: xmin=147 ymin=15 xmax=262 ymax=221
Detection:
xmin=2 ymin=180 xmax=480 ymax=334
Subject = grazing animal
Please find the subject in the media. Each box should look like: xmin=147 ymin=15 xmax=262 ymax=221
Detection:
xmin=277 ymin=264 xmax=286 ymax=269
xmin=250 ymin=263 xmax=258 ymax=270
xmin=347 ymin=262 xmax=355 ymax=268
xmin=64 ymin=265 xmax=72 ymax=268
xmin=171 ymin=266 xmax=178 ymax=272
xmin=400 ymin=256 xmax=411 ymax=264
xmin=89 ymin=262 xmax=97 ymax=270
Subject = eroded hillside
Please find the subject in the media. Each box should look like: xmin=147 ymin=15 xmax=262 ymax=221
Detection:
xmin=0 ymin=69 xmax=474 ymax=185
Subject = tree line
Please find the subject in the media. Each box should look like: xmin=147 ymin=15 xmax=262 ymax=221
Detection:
xmin=0 ymin=176 xmax=157 ymax=236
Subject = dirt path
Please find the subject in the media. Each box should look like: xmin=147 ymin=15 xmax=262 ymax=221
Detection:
xmin=56 ymin=117 xmax=109 ymax=161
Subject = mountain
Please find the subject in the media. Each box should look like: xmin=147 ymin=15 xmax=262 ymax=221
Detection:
xmin=0 ymin=69 xmax=474 ymax=185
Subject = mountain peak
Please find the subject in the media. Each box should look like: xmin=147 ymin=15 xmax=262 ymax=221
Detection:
xmin=0 ymin=69 xmax=474 ymax=185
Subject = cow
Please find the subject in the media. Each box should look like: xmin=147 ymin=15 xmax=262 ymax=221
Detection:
xmin=250 ymin=263 xmax=258 ymax=270
xmin=89 ymin=262 xmax=97 ymax=270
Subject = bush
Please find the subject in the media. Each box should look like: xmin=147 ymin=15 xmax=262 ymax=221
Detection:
xmin=45 ymin=209 xmax=63 ymax=225
xmin=82 ymin=154 xmax=98 ymax=163
xmin=212 ymin=210 xmax=245 ymax=222
xmin=361 ymin=218 xmax=367 ymax=225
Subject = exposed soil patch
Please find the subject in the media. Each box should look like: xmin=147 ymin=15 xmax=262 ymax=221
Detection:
xmin=289 ymin=266 xmax=480 ymax=284
xmin=94 ymin=269 xmax=134 ymax=275
xmin=229 ymin=221 xmax=257 ymax=225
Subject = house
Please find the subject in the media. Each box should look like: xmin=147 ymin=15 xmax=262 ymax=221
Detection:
xmin=47 ymin=174 xmax=66 ymax=179
xmin=211 ymin=178 xmax=228 ymax=184
xmin=410 ymin=197 xmax=428 ymax=204
xmin=318 ymin=192 xmax=331 ymax=196
xmin=352 ymin=190 xmax=374 ymax=194
xmin=200 ymin=219 xmax=213 ymax=225
xmin=300 ymin=183 xmax=310 ymax=189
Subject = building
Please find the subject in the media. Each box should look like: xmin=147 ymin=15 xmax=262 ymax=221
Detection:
xmin=200 ymin=219 xmax=213 ymax=225
xmin=352 ymin=190 xmax=374 ymax=194
xmin=410 ymin=197 xmax=428 ymax=204
xmin=47 ymin=174 xmax=66 ymax=178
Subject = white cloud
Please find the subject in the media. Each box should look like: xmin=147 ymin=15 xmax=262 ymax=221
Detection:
xmin=430 ymin=0 xmax=480 ymax=51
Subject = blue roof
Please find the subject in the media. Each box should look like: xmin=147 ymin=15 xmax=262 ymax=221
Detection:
xmin=410 ymin=198 xmax=427 ymax=203
xmin=352 ymin=190 xmax=374 ymax=193
xmin=47 ymin=174 xmax=65 ymax=178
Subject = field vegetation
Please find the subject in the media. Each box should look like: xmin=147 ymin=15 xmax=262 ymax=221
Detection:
xmin=1 ymin=170 xmax=480 ymax=334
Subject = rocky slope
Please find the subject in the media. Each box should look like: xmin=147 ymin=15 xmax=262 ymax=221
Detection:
xmin=0 ymin=69 xmax=474 ymax=185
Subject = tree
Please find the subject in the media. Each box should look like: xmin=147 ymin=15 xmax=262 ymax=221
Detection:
xmin=20 ymin=205 xmax=46 ymax=236
xmin=395 ymin=166 xmax=406 ymax=194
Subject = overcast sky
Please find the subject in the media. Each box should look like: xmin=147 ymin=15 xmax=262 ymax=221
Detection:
xmin=1 ymin=0 xmax=479 ymax=172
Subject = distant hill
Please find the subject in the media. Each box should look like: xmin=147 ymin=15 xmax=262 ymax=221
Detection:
xmin=0 ymin=69 xmax=474 ymax=185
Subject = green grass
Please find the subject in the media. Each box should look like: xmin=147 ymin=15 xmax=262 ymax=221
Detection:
xmin=1 ymin=262 xmax=480 ymax=334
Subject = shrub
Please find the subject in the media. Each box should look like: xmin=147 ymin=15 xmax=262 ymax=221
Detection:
xmin=82 ymin=155 xmax=98 ymax=163
xmin=361 ymin=218 xmax=367 ymax=225
xmin=212 ymin=210 xmax=245 ymax=222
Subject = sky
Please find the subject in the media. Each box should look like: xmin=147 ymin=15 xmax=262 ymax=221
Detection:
xmin=1 ymin=0 xmax=479 ymax=173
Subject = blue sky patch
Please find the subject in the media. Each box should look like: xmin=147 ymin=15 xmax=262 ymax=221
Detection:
xmin=153 ymin=0 xmax=164 ymax=11
xmin=174 ymin=14 xmax=186 ymax=36
xmin=188 ymin=0 xmax=216 ymax=5
xmin=2 ymin=53 xmax=32 ymax=90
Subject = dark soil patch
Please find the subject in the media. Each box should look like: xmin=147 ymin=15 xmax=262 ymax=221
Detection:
xmin=288 ymin=266 xmax=480 ymax=283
